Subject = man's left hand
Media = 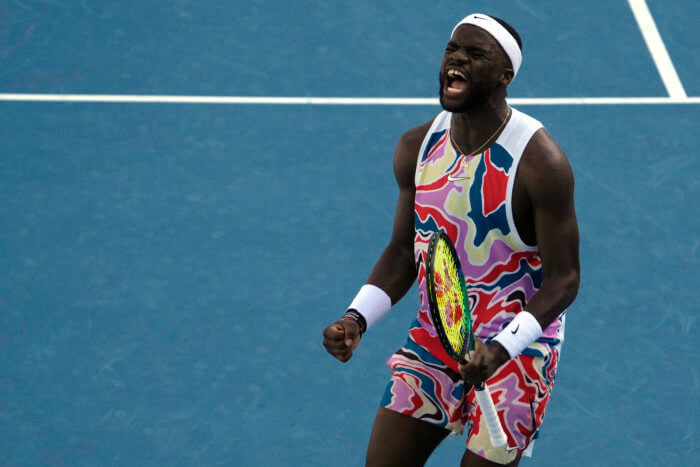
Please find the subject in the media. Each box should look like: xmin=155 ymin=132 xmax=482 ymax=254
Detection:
xmin=458 ymin=338 xmax=511 ymax=386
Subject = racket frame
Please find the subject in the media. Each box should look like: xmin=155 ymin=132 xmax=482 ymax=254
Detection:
xmin=425 ymin=230 xmax=509 ymax=448
xmin=425 ymin=230 xmax=472 ymax=363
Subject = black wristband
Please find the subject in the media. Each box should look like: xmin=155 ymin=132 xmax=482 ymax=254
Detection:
xmin=341 ymin=309 xmax=367 ymax=335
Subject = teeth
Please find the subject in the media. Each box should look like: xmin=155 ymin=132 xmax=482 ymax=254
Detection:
xmin=447 ymin=69 xmax=466 ymax=80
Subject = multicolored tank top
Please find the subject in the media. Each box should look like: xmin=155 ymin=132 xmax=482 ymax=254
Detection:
xmin=410 ymin=108 xmax=565 ymax=369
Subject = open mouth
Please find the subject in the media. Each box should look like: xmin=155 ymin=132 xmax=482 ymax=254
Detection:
xmin=445 ymin=68 xmax=468 ymax=96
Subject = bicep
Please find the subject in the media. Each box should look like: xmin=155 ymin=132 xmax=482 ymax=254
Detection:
xmin=387 ymin=124 xmax=429 ymax=251
xmin=535 ymin=197 xmax=579 ymax=282
xmin=364 ymin=127 xmax=423 ymax=295
xmin=527 ymin=138 xmax=580 ymax=280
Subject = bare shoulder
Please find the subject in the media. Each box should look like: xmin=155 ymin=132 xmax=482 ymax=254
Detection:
xmin=522 ymin=128 xmax=572 ymax=175
xmin=520 ymin=128 xmax=574 ymax=203
xmin=393 ymin=119 xmax=434 ymax=188
xmin=397 ymin=119 xmax=434 ymax=152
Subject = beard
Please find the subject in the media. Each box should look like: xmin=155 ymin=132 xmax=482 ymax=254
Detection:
xmin=439 ymin=72 xmax=497 ymax=113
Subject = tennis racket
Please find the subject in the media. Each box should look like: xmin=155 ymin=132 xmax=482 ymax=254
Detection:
xmin=425 ymin=230 xmax=508 ymax=448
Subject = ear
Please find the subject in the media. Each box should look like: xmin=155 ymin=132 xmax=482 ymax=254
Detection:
xmin=500 ymin=68 xmax=514 ymax=86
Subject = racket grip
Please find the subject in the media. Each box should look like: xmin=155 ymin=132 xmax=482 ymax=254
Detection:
xmin=474 ymin=383 xmax=508 ymax=448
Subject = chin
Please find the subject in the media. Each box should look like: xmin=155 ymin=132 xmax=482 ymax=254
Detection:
xmin=439 ymin=97 xmax=464 ymax=113
xmin=440 ymin=85 xmax=493 ymax=113
xmin=438 ymin=74 xmax=499 ymax=112
xmin=439 ymin=87 xmax=463 ymax=112
xmin=439 ymin=92 xmax=482 ymax=113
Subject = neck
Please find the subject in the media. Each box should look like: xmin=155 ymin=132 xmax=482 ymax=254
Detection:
xmin=450 ymin=96 xmax=510 ymax=155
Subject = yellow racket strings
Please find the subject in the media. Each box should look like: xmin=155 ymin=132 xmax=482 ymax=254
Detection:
xmin=433 ymin=239 xmax=468 ymax=355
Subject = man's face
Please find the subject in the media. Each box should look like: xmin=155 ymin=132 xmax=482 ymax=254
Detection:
xmin=439 ymin=25 xmax=510 ymax=112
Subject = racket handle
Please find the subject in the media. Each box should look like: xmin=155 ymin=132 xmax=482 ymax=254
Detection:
xmin=474 ymin=383 xmax=508 ymax=448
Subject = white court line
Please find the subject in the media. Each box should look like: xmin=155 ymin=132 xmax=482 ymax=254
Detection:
xmin=0 ymin=93 xmax=699 ymax=105
xmin=1 ymin=2 xmax=690 ymax=107
xmin=627 ymin=0 xmax=687 ymax=99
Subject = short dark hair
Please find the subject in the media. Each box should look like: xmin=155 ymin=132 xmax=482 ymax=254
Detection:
xmin=489 ymin=16 xmax=523 ymax=51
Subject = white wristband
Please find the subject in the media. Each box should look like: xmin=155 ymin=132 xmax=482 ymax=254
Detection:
xmin=347 ymin=284 xmax=392 ymax=332
xmin=492 ymin=311 xmax=543 ymax=359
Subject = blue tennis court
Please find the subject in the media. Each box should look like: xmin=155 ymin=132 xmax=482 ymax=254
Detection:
xmin=1 ymin=1 xmax=698 ymax=465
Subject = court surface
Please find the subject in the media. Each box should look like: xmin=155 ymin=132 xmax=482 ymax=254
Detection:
xmin=1 ymin=1 xmax=698 ymax=465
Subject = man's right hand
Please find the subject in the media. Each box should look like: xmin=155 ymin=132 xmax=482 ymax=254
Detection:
xmin=322 ymin=319 xmax=362 ymax=362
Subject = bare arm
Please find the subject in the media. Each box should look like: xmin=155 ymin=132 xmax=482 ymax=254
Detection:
xmin=322 ymin=121 xmax=432 ymax=362
xmin=460 ymin=128 xmax=580 ymax=382
xmin=517 ymin=129 xmax=580 ymax=328
xmin=365 ymin=123 xmax=432 ymax=303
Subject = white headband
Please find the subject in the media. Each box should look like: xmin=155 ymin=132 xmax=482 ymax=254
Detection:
xmin=451 ymin=13 xmax=522 ymax=79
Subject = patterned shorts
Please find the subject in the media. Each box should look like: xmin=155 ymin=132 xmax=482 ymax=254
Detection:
xmin=381 ymin=337 xmax=559 ymax=464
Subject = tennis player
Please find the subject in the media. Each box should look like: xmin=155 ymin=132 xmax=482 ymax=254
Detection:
xmin=323 ymin=13 xmax=580 ymax=466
